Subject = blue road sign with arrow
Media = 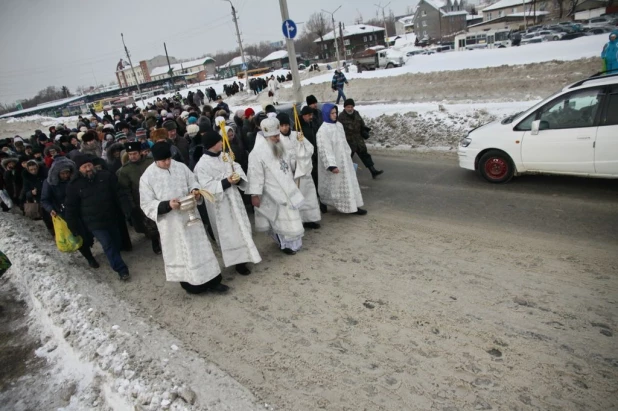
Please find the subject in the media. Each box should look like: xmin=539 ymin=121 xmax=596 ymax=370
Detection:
xmin=241 ymin=63 xmax=247 ymax=71
xmin=282 ymin=19 xmax=297 ymax=39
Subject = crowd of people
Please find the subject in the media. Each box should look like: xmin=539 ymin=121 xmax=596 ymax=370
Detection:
xmin=0 ymin=88 xmax=383 ymax=295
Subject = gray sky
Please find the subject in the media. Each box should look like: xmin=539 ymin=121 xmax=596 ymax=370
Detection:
xmin=0 ymin=0 xmax=415 ymax=105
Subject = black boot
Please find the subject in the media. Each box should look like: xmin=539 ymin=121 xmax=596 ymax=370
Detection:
xmin=235 ymin=263 xmax=251 ymax=275
xmin=151 ymin=238 xmax=162 ymax=255
xmin=320 ymin=203 xmax=328 ymax=213
xmin=282 ymin=248 xmax=297 ymax=255
xmin=369 ymin=166 xmax=384 ymax=179
xmin=355 ymin=208 xmax=368 ymax=216
xmin=303 ymin=222 xmax=321 ymax=229
xmin=87 ymin=258 xmax=100 ymax=269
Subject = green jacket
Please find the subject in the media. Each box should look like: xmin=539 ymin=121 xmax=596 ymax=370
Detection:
xmin=116 ymin=157 xmax=153 ymax=215
xmin=338 ymin=110 xmax=368 ymax=153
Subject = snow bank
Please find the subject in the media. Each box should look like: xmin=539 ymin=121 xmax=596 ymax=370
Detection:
xmin=0 ymin=214 xmax=264 ymax=411
xmin=293 ymin=35 xmax=606 ymax=87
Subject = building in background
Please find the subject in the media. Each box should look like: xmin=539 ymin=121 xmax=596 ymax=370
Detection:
xmin=259 ymin=50 xmax=301 ymax=69
xmin=395 ymin=15 xmax=416 ymax=35
xmin=413 ymin=0 xmax=468 ymax=43
xmin=219 ymin=55 xmax=260 ymax=78
xmin=115 ymin=55 xmax=178 ymax=87
xmin=150 ymin=57 xmax=216 ymax=83
xmin=469 ymin=0 xmax=552 ymax=30
xmin=314 ymin=24 xmax=386 ymax=61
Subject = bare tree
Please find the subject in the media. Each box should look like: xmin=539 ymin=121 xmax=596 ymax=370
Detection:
xmin=355 ymin=9 xmax=364 ymax=24
xmin=306 ymin=12 xmax=329 ymax=59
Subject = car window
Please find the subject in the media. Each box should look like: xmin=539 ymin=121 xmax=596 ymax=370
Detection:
xmin=602 ymin=92 xmax=618 ymax=126
xmin=538 ymin=88 xmax=602 ymax=129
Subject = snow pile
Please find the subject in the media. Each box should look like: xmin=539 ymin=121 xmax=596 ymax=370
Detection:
xmin=357 ymin=101 xmax=535 ymax=150
xmin=0 ymin=214 xmax=263 ymax=411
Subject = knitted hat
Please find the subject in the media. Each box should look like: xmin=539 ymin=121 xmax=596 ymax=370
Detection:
xmin=180 ymin=111 xmax=189 ymax=119
xmin=343 ymin=98 xmax=355 ymax=107
xmin=135 ymin=128 xmax=147 ymax=138
xmin=306 ymin=95 xmax=318 ymax=105
xmin=235 ymin=109 xmax=245 ymax=119
xmin=276 ymin=112 xmax=291 ymax=125
xmin=265 ymin=105 xmax=277 ymax=114
xmin=187 ymin=117 xmax=197 ymax=125
xmin=300 ymin=106 xmax=313 ymax=116
xmin=244 ymin=107 xmax=255 ymax=118
xmin=203 ymin=130 xmax=222 ymax=150
xmin=260 ymin=117 xmax=280 ymax=137
xmin=73 ymin=153 xmax=93 ymax=169
xmin=115 ymin=132 xmax=127 ymax=141
xmin=162 ymin=120 xmax=177 ymax=131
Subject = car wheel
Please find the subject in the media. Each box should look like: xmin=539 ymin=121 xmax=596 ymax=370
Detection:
xmin=553 ymin=36 xmax=560 ymax=40
xmin=478 ymin=150 xmax=514 ymax=183
xmin=386 ymin=63 xmax=394 ymax=69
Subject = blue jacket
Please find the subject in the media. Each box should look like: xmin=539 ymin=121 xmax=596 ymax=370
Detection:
xmin=41 ymin=156 xmax=75 ymax=217
xmin=601 ymin=30 xmax=618 ymax=72
xmin=331 ymin=71 xmax=348 ymax=90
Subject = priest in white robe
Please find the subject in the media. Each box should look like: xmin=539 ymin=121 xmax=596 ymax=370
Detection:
xmin=247 ymin=117 xmax=305 ymax=255
xmin=316 ymin=103 xmax=367 ymax=215
xmin=194 ymin=130 xmax=261 ymax=275
xmin=140 ymin=142 xmax=229 ymax=294
xmin=276 ymin=112 xmax=321 ymax=229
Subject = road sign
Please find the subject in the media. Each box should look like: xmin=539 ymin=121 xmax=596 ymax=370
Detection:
xmin=282 ymin=19 xmax=297 ymax=39
xmin=241 ymin=63 xmax=248 ymax=71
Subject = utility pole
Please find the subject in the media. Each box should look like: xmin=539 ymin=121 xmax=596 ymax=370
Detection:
xmin=121 ymin=33 xmax=142 ymax=97
xmin=278 ymin=0 xmax=303 ymax=104
xmin=339 ymin=22 xmax=345 ymax=64
xmin=222 ymin=0 xmax=249 ymax=91
xmin=164 ymin=42 xmax=175 ymax=90
xmin=375 ymin=2 xmax=391 ymax=47
xmin=322 ymin=6 xmax=342 ymax=68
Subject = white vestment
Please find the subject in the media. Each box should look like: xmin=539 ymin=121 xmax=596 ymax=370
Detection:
xmin=317 ymin=122 xmax=364 ymax=213
xmin=247 ymin=136 xmax=305 ymax=249
xmin=268 ymin=79 xmax=279 ymax=103
xmin=280 ymin=131 xmax=321 ymax=223
xmin=194 ymin=152 xmax=261 ymax=267
xmin=140 ymin=160 xmax=221 ymax=285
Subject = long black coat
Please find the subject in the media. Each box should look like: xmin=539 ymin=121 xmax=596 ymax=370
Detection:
xmin=64 ymin=170 xmax=127 ymax=235
xmin=21 ymin=166 xmax=48 ymax=203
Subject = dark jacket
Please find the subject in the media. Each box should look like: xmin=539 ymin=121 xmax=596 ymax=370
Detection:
xmin=116 ymin=157 xmax=153 ymax=215
xmin=21 ymin=166 xmax=48 ymax=203
xmin=41 ymin=157 xmax=76 ymax=217
xmin=2 ymin=159 xmax=23 ymax=203
xmin=65 ymin=170 xmax=126 ymax=234
xmin=214 ymin=102 xmax=230 ymax=114
xmin=300 ymin=117 xmax=319 ymax=163
xmin=338 ymin=109 xmax=368 ymax=153
xmin=172 ymin=135 xmax=190 ymax=167
xmin=106 ymin=142 xmax=124 ymax=175
xmin=331 ymin=71 xmax=348 ymax=90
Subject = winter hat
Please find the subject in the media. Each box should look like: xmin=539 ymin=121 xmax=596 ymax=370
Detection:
xmin=162 ymin=120 xmax=177 ymax=131
xmin=144 ymin=116 xmax=157 ymax=130
xmin=79 ymin=126 xmax=88 ymax=133
xmin=150 ymin=128 xmax=168 ymax=142
xmin=73 ymin=153 xmax=93 ymax=169
xmin=198 ymin=121 xmax=211 ymax=134
xmin=203 ymin=130 xmax=222 ymax=150
xmin=180 ymin=111 xmax=189 ymax=119
xmin=186 ymin=124 xmax=200 ymax=138
xmin=125 ymin=142 xmax=141 ymax=153
xmin=116 ymin=121 xmax=129 ymax=131
xmin=244 ymin=108 xmax=255 ymax=118
xmin=115 ymin=132 xmax=127 ymax=141
xmin=343 ymin=98 xmax=355 ymax=107
xmin=276 ymin=112 xmax=291 ymax=126
xmin=187 ymin=117 xmax=197 ymax=125
xmin=135 ymin=128 xmax=147 ymax=139
xmin=300 ymin=106 xmax=313 ymax=116
xmin=265 ymin=105 xmax=277 ymax=114
xmin=166 ymin=113 xmax=175 ymax=120
xmin=82 ymin=130 xmax=97 ymax=143
xmin=151 ymin=142 xmax=172 ymax=161
xmin=103 ymin=124 xmax=115 ymax=131
xmin=160 ymin=110 xmax=168 ymax=117
xmin=219 ymin=126 xmax=234 ymax=138
xmin=77 ymin=132 xmax=85 ymax=141
xmin=260 ymin=117 xmax=280 ymax=137
xmin=140 ymin=142 xmax=150 ymax=151
xmin=38 ymin=134 xmax=49 ymax=142
xmin=235 ymin=109 xmax=245 ymax=119
xmin=306 ymin=95 xmax=318 ymax=106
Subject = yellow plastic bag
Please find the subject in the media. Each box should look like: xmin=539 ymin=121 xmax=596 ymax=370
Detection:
xmin=52 ymin=215 xmax=83 ymax=253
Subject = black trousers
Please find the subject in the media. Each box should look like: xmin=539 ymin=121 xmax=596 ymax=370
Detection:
xmin=352 ymin=149 xmax=375 ymax=169
xmin=180 ymin=274 xmax=223 ymax=294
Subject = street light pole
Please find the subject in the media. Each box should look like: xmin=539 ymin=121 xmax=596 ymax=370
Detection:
xmin=279 ymin=0 xmax=303 ymax=105
xmin=375 ymin=1 xmax=391 ymax=47
xmin=222 ymin=0 xmax=249 ymax=91
xmin=121 ymin=33 xmax=142 ymax=97
xmin=322 ymin=6 xmax=342 ymax=68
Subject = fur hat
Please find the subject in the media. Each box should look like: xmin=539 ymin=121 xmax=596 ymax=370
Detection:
xmin=82 ymin=130 xmax=97 ymax=143
xmin=260 ymin=117 xmax=280 ymax=137
xmin=125 ymin=142 xmax=141 ymax=153
xmin=73 ymin=153 xmax=94 ymax=169
xmin=203 ymin=130 xmax=222 ymax=150
xmin=151 ymin=142 xmax=172 ymax=161
xmin=276 ymin=112 xmax=291 ymax=125
xmin=186 ymin=124 xmax=200 ymax=138
xmin=150 ymin=128 xmax=168 ymax=142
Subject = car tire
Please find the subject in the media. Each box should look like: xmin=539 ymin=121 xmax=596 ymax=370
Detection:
xmin=386 ymin=63 xmax=394 ymax=69
xmin=478 ymin=150 xmax=514 ymax=183
xmin=553 ymin=36 xmax=560 ymax=40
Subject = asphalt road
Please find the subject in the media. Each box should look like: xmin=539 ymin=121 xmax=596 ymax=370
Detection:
xmin=357 ymin=151 xmax=618 ymax=244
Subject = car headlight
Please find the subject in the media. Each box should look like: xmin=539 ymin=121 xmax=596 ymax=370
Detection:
xmin=460 ymin=137 xmax=472 ymax=147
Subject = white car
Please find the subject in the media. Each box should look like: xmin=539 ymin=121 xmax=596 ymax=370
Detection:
xmin=520 ymin=33 xmax=546 ymax=45
xmin=458 ymin=74 xmax=618 ymax=183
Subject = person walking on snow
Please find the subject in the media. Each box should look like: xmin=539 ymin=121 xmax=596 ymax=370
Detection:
xmin=268 ymin=75 xmax=280 ymax=105
xmin=601 ymin=30 xmax=618 ymax=73
xmin=331 ymin=70 xmax=349 ymax=105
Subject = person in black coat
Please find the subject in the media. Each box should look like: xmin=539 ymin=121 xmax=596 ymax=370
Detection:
xmin=41 ymin=156 xmax=99 ymax=267
xmin=21 ymin=160 xmax=53 ymax=229
xmin=65 ymin=154 xmax=130 ymax=280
